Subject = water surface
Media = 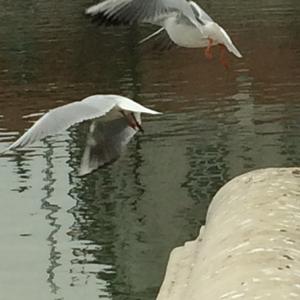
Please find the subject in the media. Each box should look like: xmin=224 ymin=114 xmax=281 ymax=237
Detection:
xmin=0 ymin=0 xmax=300 ymax=299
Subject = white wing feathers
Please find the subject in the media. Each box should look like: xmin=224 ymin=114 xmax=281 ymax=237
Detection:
xmin=4 ymin=95 xmax=160 ymax=152
xmin=218 ymin=26 xmax=242 ymax=58
xmin=116 ymin=96 xmax=161 ymax=115
xmin=5 ymin=99 xmax=115 ymax=151
xmin=86 ymin=0 xmax=131 ymax=16
xmin=85 ymin=0 xmax=204 ymax=31
xmin=86 ymin=0 xmax=169 ymax=24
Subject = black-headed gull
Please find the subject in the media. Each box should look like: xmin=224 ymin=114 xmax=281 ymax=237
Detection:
xmin=86 ymin=0 xmax=242 ymax=68
xmin=2 ymin=95 xmax=161 ymax=175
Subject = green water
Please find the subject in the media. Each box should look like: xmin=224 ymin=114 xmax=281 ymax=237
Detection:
xmin=0 ymin=0 xmax=299 ymax=299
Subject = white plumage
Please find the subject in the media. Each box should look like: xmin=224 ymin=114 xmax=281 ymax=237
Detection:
xmin=3 ymin=95 xmax=161 ymax=175
xmin=86 ymin=0 xmax=242 ymax=64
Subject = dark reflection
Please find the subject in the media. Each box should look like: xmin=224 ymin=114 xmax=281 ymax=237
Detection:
xmin=0 ymin=0 xmax=300 ymax=300
xmin=40 ymin=139 xmax=61 ymax=295
xmin=10 ymin=151 xmax=32 ymax=192
xmin=79 ymin=116 xmax=139 ymax=176
xmin=68 ymin=138 xmax=155 ymax=299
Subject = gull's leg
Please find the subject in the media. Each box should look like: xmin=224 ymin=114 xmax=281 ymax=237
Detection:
xmin=204 ymin=38 xmax=214 ymax=60
xmin=219 ymin=44 xmax=229 ymax=70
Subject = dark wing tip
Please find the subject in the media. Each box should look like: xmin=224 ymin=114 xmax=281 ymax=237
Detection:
xmin=85 ymin=7 xmax=137 ymax=26
xmin=89 ymin=13 xmax=133 ymax=26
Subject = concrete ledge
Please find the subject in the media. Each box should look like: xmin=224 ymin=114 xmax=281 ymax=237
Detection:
xmin=157 ymin=168 xmax=300 ymax=300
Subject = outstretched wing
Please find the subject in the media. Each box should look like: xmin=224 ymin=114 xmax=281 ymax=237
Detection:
xmin=218 ymin=25 xmax=242 ymax=58
xmin=3 ymin=94 xmax=160 ymax=152
xmin=3 ymin=96 xmax=118 ymax=151
xmin=116 ymin=96 xmax=161 ymax=114
xmin=79 ymin=117 xmax=137 ymax=176
xmin=85 ymin=0 xmax=202 ymax=28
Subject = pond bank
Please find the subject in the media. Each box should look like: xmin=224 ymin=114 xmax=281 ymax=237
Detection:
xmin=157 ymin=168 xmax=300 ymax=300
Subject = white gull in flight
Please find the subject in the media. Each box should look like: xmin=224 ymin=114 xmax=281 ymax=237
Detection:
xmin=86 ymin=0 xmax=242 ymax=68
xmin=2 ymin=95 xmax=161 ymax=175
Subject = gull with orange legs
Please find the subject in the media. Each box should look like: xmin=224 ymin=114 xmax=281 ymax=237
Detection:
xmin=2 ymin=95 xmax=161 ymax=175
xmin=86 ymin=0 xmax=242 ymax=68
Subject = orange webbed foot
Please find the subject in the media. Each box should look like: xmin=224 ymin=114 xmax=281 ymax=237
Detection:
xmin=219 ymin=44 xmax=229 ymax=70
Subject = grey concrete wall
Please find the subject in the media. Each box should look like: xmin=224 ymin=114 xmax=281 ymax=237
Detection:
xmin=157 ymin=168 xmax=300 ymax=300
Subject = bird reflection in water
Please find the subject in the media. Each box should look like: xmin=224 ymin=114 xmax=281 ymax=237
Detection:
xmin=79 ymin=113 xmax=141 ymax=176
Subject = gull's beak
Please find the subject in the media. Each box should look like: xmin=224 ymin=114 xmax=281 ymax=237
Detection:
xmin=131 ymin=113 xmax=144 ymax=133
xmin=121 ymin=111 xmax=144 ymax=133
